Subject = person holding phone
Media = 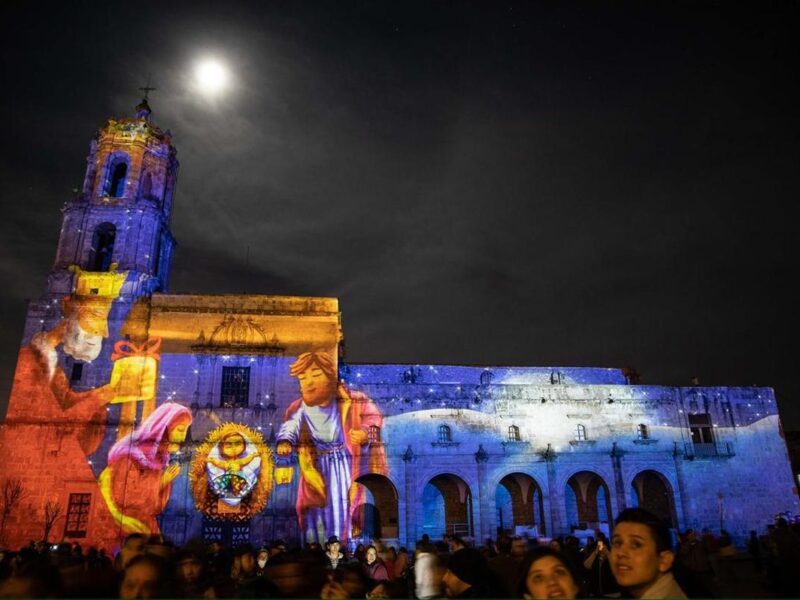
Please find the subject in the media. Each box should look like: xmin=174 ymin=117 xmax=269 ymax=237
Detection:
xmin=583 ymin=533 xmax=619 ymax=597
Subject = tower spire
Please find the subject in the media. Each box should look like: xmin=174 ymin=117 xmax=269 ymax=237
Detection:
xmin=135 ymin=83 xmax=156 ymax=120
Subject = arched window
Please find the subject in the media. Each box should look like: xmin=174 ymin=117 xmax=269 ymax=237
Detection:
xmin=438 ymin=424 xmax=452 ymax=443
xmin=105 ymin=155 xmax=129 ymax=198
xmin=480 ymin=370 xmax=493 ymax=386
xmin=368 ymin=425 xmax=381 ymax=444
xmin=637 ymin=424 xmax=649 ymax=440
xmin=508 ymin=425 xmax=520 ymax=442
xmin=575 ymin=424 xmax=587 ymax=441
xmin=88 ymin=223 xmax=116 ymax=271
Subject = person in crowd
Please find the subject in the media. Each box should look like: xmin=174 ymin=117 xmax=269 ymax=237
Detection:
xmin=769 ymin=517 xmax=800 ymax=597
xmin=255 ymin=546 xmax=270 ymax=577
xmin=609 ymin=508 xmax=687 ymax=599
xmin=325 ymin=536 xmax=346 ymax=570
xmin=489 ymin=535 xmax=528 ymax=597
xmin=393 ymin=547 xmax=409 ymax=581
xmin=676 ymin=528 xmax=713 ymax=597
xmin=380 ymin=546 xmax=397 ymax=580
xmin=175 ymin=546 xmax=215 ymax=598
xmin=717 ymin=530 xmax=736 ymax=557
xmin=353 ymin=543 xmax=367 ymax=564
xmin=116 ymin=533 xmax=148 ymax=572
xmin=448 ymin=536 xmax=467 ymax=554
xmin=415 ymin=542 xmax=444 ymax=600
xmin=321 ymin=562 xmax=369 ymax=600
xmin=516 ymin=547 xmax=582 ymax=600
xmin=700 ymin=528 xmax=719 ymax=555
xmin=442 ymin=548 xmax=488 ymax=598
xmin=0 ymin=559 xmax=62 ymax=598
xmin=746 ymin=530 xmax=761 ymax=569
xmin=582 ymin=531 xmax=619 ymax=597
xmin=119 ymin=554 xmax=170 ymax=599
xmin=363 ymin=545 xmax=390 ymax=585
xmin=231 ymin=544 xmax=256 ymax=583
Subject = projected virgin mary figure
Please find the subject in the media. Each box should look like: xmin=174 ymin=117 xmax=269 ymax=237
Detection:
xmin=276 ymin=352 xmax=387 ymax=544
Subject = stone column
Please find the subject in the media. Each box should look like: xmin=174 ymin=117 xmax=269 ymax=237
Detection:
xmin=543 ymin=445 xmax=561 ymax=535
xmin=475 ymin=444 xmax=490 ymax=542
xmin=402 ymin=445 xmax=417 ymax=547
xmin=610 ymin=442 xmax=627 ymax=514
xmin=672 ymin=442 xmax=690 ymax=530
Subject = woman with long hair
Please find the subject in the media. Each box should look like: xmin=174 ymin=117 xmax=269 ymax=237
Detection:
xmin=517 ymin=547 xmax=583 ymax=599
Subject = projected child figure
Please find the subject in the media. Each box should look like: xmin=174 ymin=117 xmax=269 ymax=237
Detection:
xmin=189 ymin=423 xmax=274 ymax=519
xmin=206 ymin=430 xmax=261 ymax=503
xmin=277 ymin=352 xmax=387 ymax=544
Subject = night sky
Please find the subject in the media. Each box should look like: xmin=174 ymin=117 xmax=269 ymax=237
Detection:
xmin=2 ymin=2 xmax=798 ymax=427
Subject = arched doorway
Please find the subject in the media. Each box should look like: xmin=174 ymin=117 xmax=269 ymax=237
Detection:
xmin=565 ymin=471 xmax=612 ymax=532
xmin=631 ymin=470 xmax=677 ymax=527
xmin=352 ymin=474 xmax=399 ymax=541
xmin=496 ymin=473 xmax=545 ymax=536
xmin=422 ymin=474 xmax=473 ymax=540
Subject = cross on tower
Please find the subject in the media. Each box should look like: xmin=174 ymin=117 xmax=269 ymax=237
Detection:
xmin=138 ymin=85 xmax=156 ymax=100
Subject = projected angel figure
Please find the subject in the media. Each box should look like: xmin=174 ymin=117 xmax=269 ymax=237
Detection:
xmin=277 ymin=351 xmax=387 ymax=544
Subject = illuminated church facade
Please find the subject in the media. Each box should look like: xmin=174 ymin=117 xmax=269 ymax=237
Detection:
xmin=0 ymin=101 xmax=797 ymax=551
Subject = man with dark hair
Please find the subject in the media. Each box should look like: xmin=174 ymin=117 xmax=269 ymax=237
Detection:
xmin=447 ymin=536 xmax=466 ymax=554
xmin=442 ymin=548 xmax=487 ymax=598
xmin=610 ymin=508 xmax=686 ymax=599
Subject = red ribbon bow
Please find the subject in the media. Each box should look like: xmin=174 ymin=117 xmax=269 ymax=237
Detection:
xmin=111 ymin=337 xmax=162 ymax=361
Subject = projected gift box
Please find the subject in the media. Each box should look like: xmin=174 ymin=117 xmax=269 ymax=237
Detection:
xmin=109 ymin=337 xmax=161 ymax=437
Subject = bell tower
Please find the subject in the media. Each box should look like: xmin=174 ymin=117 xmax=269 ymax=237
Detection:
xmin=48 ymin=96 xmax=178 ymax=296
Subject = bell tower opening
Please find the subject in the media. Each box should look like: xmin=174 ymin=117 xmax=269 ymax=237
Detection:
xmin=89 ymin=223 xmax=116 ymax=272
xmin=105 ymin=155 xmax=129 ymax=198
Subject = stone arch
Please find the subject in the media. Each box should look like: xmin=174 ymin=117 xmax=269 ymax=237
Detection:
xmin=630 ymin=469 xmax=677 ymax=528
xmin=104 ymin=153 xmax=129 ymax=197
xmin=422 ymin=473 xmax=474 ymax=540
xmin=565 ymin=470 xmax=612 ymax=530
xmin=496 ymin=472 xmax=546 ymax=536
xmin=353 ymin=473 xmax=399 ymax=541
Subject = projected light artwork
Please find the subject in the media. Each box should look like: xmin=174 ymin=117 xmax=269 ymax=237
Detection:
xmin=0 ymin=100 xmax=796 ymax=552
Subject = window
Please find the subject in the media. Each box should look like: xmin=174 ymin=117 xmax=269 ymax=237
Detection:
xmin=438 ymin=424 xmax=452 ymax=443
xmin=88 ymin=223 xmax=116 ymax=271
xmin=689 ymin=413 xmax=714 ymax=444
xmin=480 ymin=370 xmax=493 ymax=386
xmin=107 ymin=160 xmax=128 ymax=197
xmin=368 ymin=425 xmax=381 ymax=444
xmin=220 ymin=366 xmax=250 ymax=408
xmin=575 ymin=424 xmax=587 ymax=441
xmin=70 ymin=363 xmax=83 ymax=383
xmin=508 ymin=425 xmax=521 ymax=442
xmin=637 ymin=424 xmax=649 ymax=440
xmin=64 ymin=493 xmax=91 ymax=538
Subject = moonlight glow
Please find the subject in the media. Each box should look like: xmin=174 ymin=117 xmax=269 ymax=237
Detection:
xmin=194 ymin=58 xmax=229 ymax=96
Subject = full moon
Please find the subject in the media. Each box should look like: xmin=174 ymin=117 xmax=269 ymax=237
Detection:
xmin=194 ymin=58 xmax=229 ymax=96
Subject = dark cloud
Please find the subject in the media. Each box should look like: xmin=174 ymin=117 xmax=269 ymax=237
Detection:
xmin=1 ymin=1 xmax=798 ymax=426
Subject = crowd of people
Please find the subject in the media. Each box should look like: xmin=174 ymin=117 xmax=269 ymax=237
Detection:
xmin=0 ymin=508 xmax=799 ymax=598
